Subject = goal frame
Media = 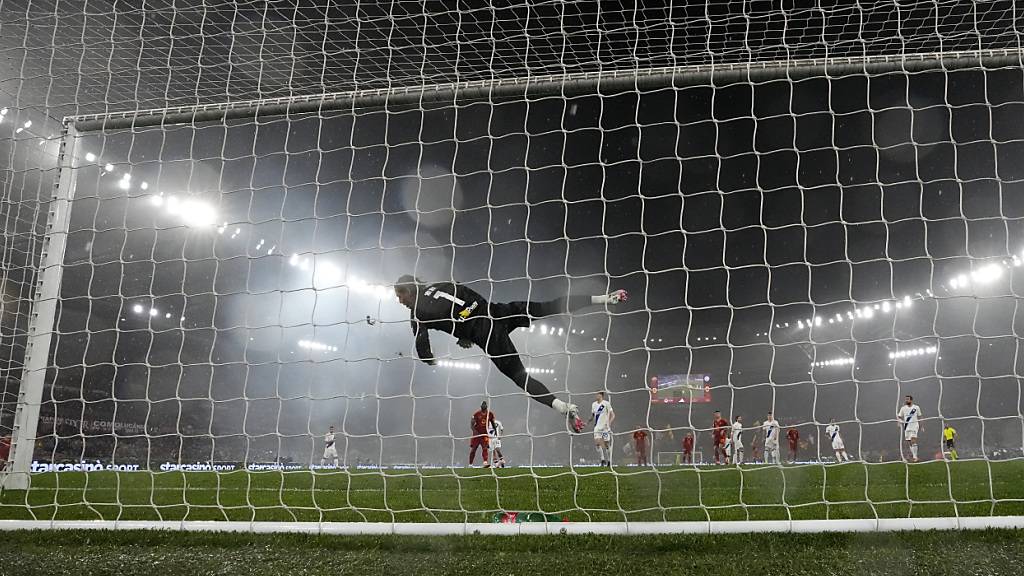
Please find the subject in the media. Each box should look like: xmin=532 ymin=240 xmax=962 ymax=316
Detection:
xmin=5 ymin=48 xmax=1024 ymax=533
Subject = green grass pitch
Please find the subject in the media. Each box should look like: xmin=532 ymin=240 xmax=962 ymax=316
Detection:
xmin=2 ymin=460 xmax=1023 ymax=523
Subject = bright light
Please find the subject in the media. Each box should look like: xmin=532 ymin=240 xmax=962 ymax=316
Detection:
xmin=797 ymin=320 xmax=804 ymax=329
xmin=149 ymin=195 xmax=163 ymax=206
xmin=814 ymin=316 xmax=822 ymax=326
xmin=117 ymin=178 xmax=130 ymax=190
xmin=540 ymin=324 xmax=548 ymax=335
xmin=903 ymin=295 xmax=912 ymax=307
xmin=164 ymin=312 xmax=172 ymax=319
xmin=140 ymin=182 xmax=149 ymax=190
xmin=298 ymin=339 xmax=337 ymax=353
xmin=437 ymin=360 xmax=482 ymax=371
xmin=312 ymin=262 xmax=343 ymax=290
xmin=179 ymin=199 xmax=218 ymax=227
xmin=863 ymin=307 xmax=874 ymax=319
xmin=812 ymin=357 xmax=855 ymax=368
xmin=84 ymin=152 xmax=96 ymax=162
xmin=0 ymin=108 xmax=7 ymax=115
xmin=889 ymin=346 xmax=937 ymax=360
xmin=15 ymin=128 xmax=22 ymax=134
xmin=558 ymin=327 xmax=564 ymax=336
xmin=882 ymin=301 xmax=891 ymax=313
xmin=972 ymin=263 xmax=1003 ymax=285
xmin=132 ymin=304 xmax=143 ymax=314
xmin=104 ymin=163 xmax=114 ymax=172
xmin=148 ymin=308 xmax=158 ymax=316
xmin=23 ymin=120 xmax=31 ymax=128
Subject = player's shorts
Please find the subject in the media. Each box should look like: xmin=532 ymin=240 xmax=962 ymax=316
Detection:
xmin=765 ymin=442 xmax=779 ymax=452
xmin=904 ymin=425 xmax=919 ymax=441
xmin=594 ymin=429 xmax=611 ymax=442
xmin=323 ymin=446 xmax=338 ymax=459
xmin=831 ymin=438 xmax=845 ymax=451
xmin=490 ymin=439 xmax=502 ymax=450
xmin=944 ymin=439 xmax=955 ymax=450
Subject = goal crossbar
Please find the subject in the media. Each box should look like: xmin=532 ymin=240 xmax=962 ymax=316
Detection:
xmin=67 ymin=48 xmax=1024 ymax=132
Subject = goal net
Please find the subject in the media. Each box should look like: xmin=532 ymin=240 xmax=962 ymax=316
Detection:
xmin=2 ymin=1 xmax=1024 ymax=533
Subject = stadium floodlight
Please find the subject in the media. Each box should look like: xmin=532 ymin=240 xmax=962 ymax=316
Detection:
xmin=131 ymin=304 xmax=143 ymax=314
xmin=903 ymin=295 xmax=912 ymax=307
xmin=84 ymin=152 xmax=96 ymax=162
xmin=971 ymin=263 xmax=1003 ymax=284
xmin=881 ymin=301 xmax=891 ymax=313
xmin=888 ymin=346 xmax=938 ymax=360
xmin=0 ymin=107 xmax=6 ymax=115
xmin=298 ymin=339 xmax=336 ymax=353
xmin=23 ymin=120 xmax=31 ymax=128
xmin=148 ymin=308 xmax=158 ymax=316
xmin=104 ymin=163 xmax=114 ymax=172
xmin=140 ymin=181 xmax=149 ymax=190
xmin=797 ymin=321 xmax=804 ymax=329
xmin=814 ymin=316 xmax=822 ymax=326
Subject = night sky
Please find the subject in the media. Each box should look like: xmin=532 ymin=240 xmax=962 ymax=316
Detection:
xmin=1 ymin=1 xmax=1022 ymax=467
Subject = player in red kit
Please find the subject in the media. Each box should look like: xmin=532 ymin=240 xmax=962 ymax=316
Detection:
xmin=470 ymin=401 xmax=496 ymax=467
xmin=787 ymin=427 xmax=800 ymax=463
xmin=712 ymin=410 xmax=730 ymax=464
xmin=682 ymin=432 xmax=695 ymax=464
xmin=633 ymin=428 xmax=649 ymax=466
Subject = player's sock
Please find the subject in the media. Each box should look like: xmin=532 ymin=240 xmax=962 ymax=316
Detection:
xmin=951 ymin=449 xmax=958 ymax=460
xmin=333 ymin=458 xmax=339 ymax=467
xmin=597 ymin=445 xmax=605 ymax=463
xmin=910 ymin=444 xmax=918 ymax=460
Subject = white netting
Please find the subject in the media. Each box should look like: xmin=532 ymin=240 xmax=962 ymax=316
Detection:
xmin=2 ymin=1 xmax=1024 ymax=526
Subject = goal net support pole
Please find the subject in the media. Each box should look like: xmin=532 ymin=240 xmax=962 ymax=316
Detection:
xmin=3 ymin=127 xmax=78 ymax=491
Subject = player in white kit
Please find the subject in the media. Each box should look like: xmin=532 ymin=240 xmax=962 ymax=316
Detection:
xmin=762 ymin=411 xmax=781 ymax=464
xmin=824 ymin=419 xmax=850 ymax=462
xmin=730 ymin=416 xmax=745 ymax=465
xmin=321 ymin=425 xmax=339 ymax=468
xmin=488 ymin=418 xmax=506 ymax=468
xmin=590 ymin=391 xmax=615 ymax=467
xmin=897 ymin=395 xmax=922 ymax=463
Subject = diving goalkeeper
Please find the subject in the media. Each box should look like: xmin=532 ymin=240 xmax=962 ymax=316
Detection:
xmin=394 ymin=275 xmax=627 ymax=432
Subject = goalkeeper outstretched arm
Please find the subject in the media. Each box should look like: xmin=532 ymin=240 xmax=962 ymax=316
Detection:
xmin=411 ymin=319 xmax=435 ymax=365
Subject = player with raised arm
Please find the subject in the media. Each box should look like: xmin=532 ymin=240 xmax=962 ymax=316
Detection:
xmin=321 ymin=425 xmax=339 ymax=468
xmin=394 ymin=275 xmax=627 ymax=432
xmin=898 ymin=395 xmax=922 ymax=463
xmin=825 ymin=419 xmax=850 ymax=462
xmin=731 ymin=416 xmax=745 ymax=465
xmin=942 ymin=422 xmax=958 ymax=461
xmin=712 ymin=410 xmax=730 ymax=465
xmin=590 ymin=391 xmax=615 ymax=467
xmin=470 ymin=401 xmax=495 ymax=467
xmin=489 ymin=417 xmax=506 ymax=468
xmin=762 ymin=412 xmax=780 ymax=464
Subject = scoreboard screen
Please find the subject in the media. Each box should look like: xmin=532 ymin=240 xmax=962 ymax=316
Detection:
xmin=649 ymin=374 xmax=712 ymax=404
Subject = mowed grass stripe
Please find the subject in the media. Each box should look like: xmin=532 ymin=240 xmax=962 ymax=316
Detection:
xmin=2 ymin=460 xmax=1022 ymax=523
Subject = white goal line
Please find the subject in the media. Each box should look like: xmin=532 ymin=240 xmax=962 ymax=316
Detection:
xmin=2 ymin=517 xmax=1023 ymax=535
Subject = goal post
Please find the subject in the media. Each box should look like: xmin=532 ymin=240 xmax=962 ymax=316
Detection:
xmin=5 ymin=1 xmax=1024 ymax=535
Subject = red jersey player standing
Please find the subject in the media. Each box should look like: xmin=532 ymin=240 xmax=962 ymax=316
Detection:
xmin=712 ymin=411 xmax=730 ymax=464
xmin=787 ymin=427 xmax=800 ymax=463
xmin=470 ymin=401 xmax=496 ymax=467
xmin=682 ymin=432 xmax=695 ymax=464
xmin=633 ymin=428 xmax=650 ymax=466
